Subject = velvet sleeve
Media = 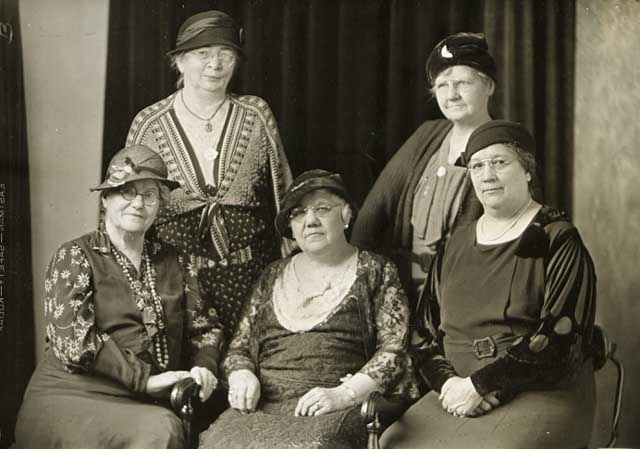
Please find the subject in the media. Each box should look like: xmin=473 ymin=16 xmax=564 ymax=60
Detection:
xmin=470 ymin=225 xmax=597 ymax=397
xmin=180 ymin=256 xmax=225 ymax=376
xmin=44 ymin=242 xmax=150 ymax=393
xmin=358 ymin=258 xmax=411 ymax=392
xmin=409 ymin=251 xmax=458 ymax=393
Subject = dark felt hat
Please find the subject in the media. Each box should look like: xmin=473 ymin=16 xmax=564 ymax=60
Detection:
xmin=275 ymin=169 xmax=354 ymax=239
xmin=91 ymin=145 xmax=180 ymax=191
xmin=167 ymin=10 xmax=243 ymax=57
xmin=426 ymin=32 xmax=497 ymax=86
xmin=464 ymin=120 xmax=536 ymax=163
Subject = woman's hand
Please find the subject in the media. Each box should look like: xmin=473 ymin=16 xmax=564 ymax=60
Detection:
xmin=439 ymin=376 xmax=483 ymax=417
xmin=146 ymin=370 xmax=191 ymax=398
xmin=228 ymin=369 xmax=261 ymax=413
xmin=294 ymin=386 xmax=355 ymax=417
xmin=466 ymin=392 xmax=501 ymax=417
xmin=190 ymin=366 xmax=218 ymax=402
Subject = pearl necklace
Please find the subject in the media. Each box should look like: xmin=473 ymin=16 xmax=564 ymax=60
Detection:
xmin=479 ymin=198 xmax=533 ymax=242
xmin=180 ymin=89 xmax=227 ymax=134
xmin=111 ymin=244 xmax=170 ymax=369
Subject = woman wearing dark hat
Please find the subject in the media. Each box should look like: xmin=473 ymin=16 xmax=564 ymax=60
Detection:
xmin=198 ymin=170 xmax=419 ymax=449
xmin=14 ymin=145 xmax=224 ymax=449
xmin=126 ymin=10 xmax=292 ymax=344
xmin=351 ymin=32 xmax=497 ymax=307
xmin=382 ymin=121 xmax=597 ymax=449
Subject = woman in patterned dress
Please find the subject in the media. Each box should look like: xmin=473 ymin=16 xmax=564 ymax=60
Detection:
xmin=14 ymin=145 xmax=224 ymax=449
xmin=383 ymin=121 xmax=597 ymax=449
xmin=198 ymin=170 xmax=419 ymax=449
xmin=125 ymin=10 xmax=292 ymax=343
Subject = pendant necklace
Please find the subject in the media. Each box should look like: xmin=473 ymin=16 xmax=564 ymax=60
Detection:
xmin=480 ymin=198 xmax=533 ymax=242
xmin=180 ymin=90 xmax=227 ymax=134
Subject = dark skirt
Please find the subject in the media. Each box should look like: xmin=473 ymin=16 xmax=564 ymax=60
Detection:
xmin=14 ymin=355 xmax=185 ymax=449
xmin=381 ymin=360 xmax=595 ymax=449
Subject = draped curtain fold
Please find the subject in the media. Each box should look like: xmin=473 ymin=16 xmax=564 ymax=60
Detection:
xmin=0 ymin=0 xmax=35 ymax=447
xmin=104 ymin=0 xmax=574 ymax=212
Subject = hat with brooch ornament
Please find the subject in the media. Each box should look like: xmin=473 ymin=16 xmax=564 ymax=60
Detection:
xmin=91 ymin=145 xmax=180 ymax=191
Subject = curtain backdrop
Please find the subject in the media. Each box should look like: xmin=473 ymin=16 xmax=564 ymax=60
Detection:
xmin=0 ymin=0 xmax=35 ymax=447
xmin=104 ymin=0 xmax=575 ymax=212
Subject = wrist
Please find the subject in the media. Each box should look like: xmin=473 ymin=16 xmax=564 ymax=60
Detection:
xmin=336 ymin=384 xmax=358 ymax=406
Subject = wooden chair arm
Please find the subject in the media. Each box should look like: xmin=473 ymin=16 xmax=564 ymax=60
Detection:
xmin=592 ymin=324 xmax=625 ymax=448
xmin=170 ymin=377 xmax=201 ymax=448
xmin=361 ymin=391 xmax=410 ymax=449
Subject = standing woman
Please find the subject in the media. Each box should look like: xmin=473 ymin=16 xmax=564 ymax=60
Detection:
xmin=351 ymin=33 xmax=496 ymax=304
xmin=126 ymin=10 xmax=292 ymax=341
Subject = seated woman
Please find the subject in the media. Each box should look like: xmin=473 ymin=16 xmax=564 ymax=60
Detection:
xmin=382 ymin=121 xmax=597 ymax=449
xmin=199 ymin=169 xmax=418 ymax=449
xmin=14 ymin=145 xmax=224 ymax=449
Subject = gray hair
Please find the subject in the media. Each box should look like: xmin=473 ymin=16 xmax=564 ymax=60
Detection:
xmin=505 ymin=143 xmax=538 ymax=196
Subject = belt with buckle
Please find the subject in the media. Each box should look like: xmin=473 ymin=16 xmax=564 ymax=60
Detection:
xmin=472 ymin=336 xmax=497 ymax=359
xmin=190 ymin=245 xmax=253 ymax=269
xmin=444 ymin=333 xmax=517 ymax=360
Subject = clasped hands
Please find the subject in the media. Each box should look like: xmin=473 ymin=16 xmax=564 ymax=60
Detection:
xmin=146 ymin=366 xmax=218 ymax=402
xmin=228 ymin=369 xmax=354 ymax=417
xmin=439 ymin=376 xmax=500 ymax=418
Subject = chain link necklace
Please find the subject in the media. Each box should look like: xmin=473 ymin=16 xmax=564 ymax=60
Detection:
xmin=293 ymin=250 xmax=358 ymax=300
xmin=180 ymin=89 xmax=227 ymax=133
xmin=479 ymin=198 xmax=533 ymax=242
xmin=111 ymin=244 xmax=170 ymax=369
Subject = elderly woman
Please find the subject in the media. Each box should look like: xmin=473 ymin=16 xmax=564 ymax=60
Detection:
xmin=381 ymin=121 xmax=597 ymax=449
xmin=352 ymin=32 xmax=498 ymax=305
xmin=126 ymin=10 xmax=292 ymax=343
xmin=198 ymin=170 xmax=419 ymax=449
xmin=14 ymin=145 xmax=224 ymax=449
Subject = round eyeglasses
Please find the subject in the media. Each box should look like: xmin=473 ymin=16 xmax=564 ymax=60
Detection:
xmin=119 ymin=186 xmax=159 ymax=206
xmin=289 ymin=203 xmax=341 ymax=222
xmin=467 ymin=157 xmax=515 ymax=176
xmin=191 ymin=48 xmax=236 ymax=65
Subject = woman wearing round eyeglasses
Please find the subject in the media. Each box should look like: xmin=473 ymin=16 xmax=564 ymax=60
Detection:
xmin=14 ymin=145 xmax=224 ymax=449
xmin=352 ymin=33 xmax=499 ymax=308
xmin=198 ymin=170 xmax=418 ymax=449
xmin=126 ymin=10 xmax=291 ymax=351
xmin=384 ymin=121 xmax=597 ymax=449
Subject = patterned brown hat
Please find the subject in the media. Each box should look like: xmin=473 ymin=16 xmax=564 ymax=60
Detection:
xmin=91 ymin=145 xmax=180 ymax=191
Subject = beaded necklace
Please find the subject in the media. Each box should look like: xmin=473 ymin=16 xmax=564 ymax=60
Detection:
xmin=111 ymin=244 xmax=170 ymax=369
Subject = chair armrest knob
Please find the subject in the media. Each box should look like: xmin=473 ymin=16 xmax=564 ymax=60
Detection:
xmin=361 ymin=390 xmax=383 ymax=422
xmin=170 ymin=377 xmax=201 ymax=420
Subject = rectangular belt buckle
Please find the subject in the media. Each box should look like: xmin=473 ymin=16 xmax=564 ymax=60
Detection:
xmin=472 ymin=336 xmax=496 ymax=359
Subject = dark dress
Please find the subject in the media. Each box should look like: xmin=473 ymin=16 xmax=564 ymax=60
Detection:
xmin=14 ymin=230 xmax=224 ymax=449
xmin=126 ymin=93 xmax=292 ymax=340
xmin=384 ymin=207 xmax=597 ymax=449
xmin=199 ymin=251 xmax=419 ymax=449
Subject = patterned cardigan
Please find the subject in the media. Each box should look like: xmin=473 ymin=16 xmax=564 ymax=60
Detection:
xmin=126 ymin=92 xmax=292 ymax=260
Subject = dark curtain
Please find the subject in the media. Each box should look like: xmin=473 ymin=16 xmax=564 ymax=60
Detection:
xmin=0 ymin=0 xmax=35 ymax=447
xmin=104 ymin=0 xmax=574 ymax=213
